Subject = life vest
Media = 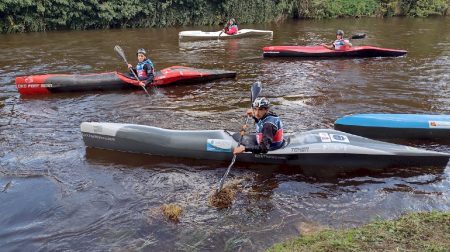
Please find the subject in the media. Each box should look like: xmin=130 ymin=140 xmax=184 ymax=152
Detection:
xmin=225 ymin=24 xmax=238 ymax=35
xmin=255 ymin=113 xmax=284 ymax=150
xmin=333 ymin=39 xmax=350 ymax=50
xmin=136 ymin=59 xmax=154 ymax=80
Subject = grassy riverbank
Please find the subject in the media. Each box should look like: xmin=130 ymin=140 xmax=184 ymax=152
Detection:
xmin=268 ymin=211 xmax=450 ymax=252
xmin=1 ymin=0 xmax=449 ymax=33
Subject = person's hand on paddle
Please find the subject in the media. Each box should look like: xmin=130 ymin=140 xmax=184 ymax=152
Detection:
xmin=127 ymin=63 xmax=133 ymax=69
xmin=233 ymin=145 xmax=245 ymax=155
xmin=246 ymin=108 xmax=254 ymax=117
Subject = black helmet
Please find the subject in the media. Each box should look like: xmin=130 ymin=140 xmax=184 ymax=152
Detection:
xmin=137 ymin=48 xmax=146 ymax=56
xmin=252 ymin=97 xmax=270 ymax=109
xmin=336 ymin=30 xmax=344 ymax=36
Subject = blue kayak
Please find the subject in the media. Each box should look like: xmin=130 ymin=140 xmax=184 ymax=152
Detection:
xmin=334 ymin=114 xmax=450 ymax=140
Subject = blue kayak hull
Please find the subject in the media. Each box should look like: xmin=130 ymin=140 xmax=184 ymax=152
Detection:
xmin=334 ymin=114 xmax=450 ymax=140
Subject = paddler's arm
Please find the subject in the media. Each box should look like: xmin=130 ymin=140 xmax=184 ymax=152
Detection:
xmin=233 ymin=124 xmax=276 ymax=155
xmin=321 ymin=43 xmax=334 ymax=50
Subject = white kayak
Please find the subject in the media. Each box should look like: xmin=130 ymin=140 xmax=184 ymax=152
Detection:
xmin=178 ymin=29 xmax=273 ymax=40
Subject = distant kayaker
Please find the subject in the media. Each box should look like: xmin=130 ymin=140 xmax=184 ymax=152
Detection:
xmin=233 ymin=97 xmax=284 ymax=155
xmin=223 ymin=18 xmax=238 ymax=35
xmin=321 ymin=29 xmax=352 ymax=50
xmin=127 ymin=48 xmax=155 ymax=86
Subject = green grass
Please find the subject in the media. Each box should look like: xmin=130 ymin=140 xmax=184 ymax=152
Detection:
xmin=268 ymin=211 xmax=450 ymax=252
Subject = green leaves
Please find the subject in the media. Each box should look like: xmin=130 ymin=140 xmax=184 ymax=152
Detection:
xmin=0 ymin=0 xmax=449 ymax=33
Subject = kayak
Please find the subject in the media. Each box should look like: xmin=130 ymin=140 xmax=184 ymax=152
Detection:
xmin=263 ymin=45 xmax=407 ymax=58
xmin=335 ymin=114 xmax=450 ymax=141
xmin=15 ymin=66 xmax=236 ymax=95
xmin=179 ymin=29 xmax=273 ymax=40
xmin=81 ymin=122 xmax=449 ymax=170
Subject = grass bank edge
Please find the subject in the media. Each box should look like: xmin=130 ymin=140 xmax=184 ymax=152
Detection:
xmin=267 ymin=211 xmax=450 ymax=252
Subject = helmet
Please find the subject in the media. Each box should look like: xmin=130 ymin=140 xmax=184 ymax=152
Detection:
xmin=252 ymin=97 xmax=270 ymax=109
xmin=336 ymin=30 xmax=344 ymax=36
xmin=137 ymin=48 xmax=146 ymax=56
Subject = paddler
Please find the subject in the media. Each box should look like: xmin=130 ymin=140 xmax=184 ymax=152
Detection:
xmin=223 ymin=18 xmax=239 ymax=35
xmin=321 ymin=29 xmax=352 ymax=50
xmin=233 ymin=97 xmax=284 ymax=155
xmin=127 ymin=48 xmax=155 ymax=86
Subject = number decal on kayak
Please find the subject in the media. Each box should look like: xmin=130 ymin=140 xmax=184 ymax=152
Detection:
xmin=206 ymin=139 xmax=232 ymax=152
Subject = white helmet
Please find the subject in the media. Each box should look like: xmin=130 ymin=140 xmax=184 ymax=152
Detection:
xmin=252 ymin=97 xmax=270 ymax=109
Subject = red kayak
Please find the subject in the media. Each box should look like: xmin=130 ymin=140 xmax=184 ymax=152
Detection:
xmin=16 ymin=66 xmax=236 ymax=95
xmin=263 ymin=45 xmax=407 ymax=58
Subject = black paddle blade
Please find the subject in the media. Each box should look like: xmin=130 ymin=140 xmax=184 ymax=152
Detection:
xmin=114 ymin=45 xmax=128 ymax=64
xmin=251 ymin=81 xmax=262 ymax=103
xmin=351 ymin=33 xmax=366 ymax=39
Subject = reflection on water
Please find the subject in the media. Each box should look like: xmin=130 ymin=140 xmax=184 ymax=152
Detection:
xmin=1 ymin=17 xmax=450 ymax=250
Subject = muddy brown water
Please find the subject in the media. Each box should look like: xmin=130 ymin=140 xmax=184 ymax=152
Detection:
xmin=1 ymin=17 xmax=450 ymax=251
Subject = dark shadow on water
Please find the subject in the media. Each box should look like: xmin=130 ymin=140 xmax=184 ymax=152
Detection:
xmin=84 ymin=147 xmax=447 ymax=183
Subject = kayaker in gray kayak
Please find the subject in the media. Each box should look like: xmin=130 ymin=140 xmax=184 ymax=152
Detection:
xmin=321 ymin=29 xmax=352 ymax=50
xmin=233 ymin=97 xmax=284 ymax=155
xmin=127 ymin=48 xmax=155 ymax=86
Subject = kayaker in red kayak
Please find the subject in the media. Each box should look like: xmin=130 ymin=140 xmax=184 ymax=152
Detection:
xmin=223 ymin=18 xmax=238 ymax=35
xmin=127 ymin=48 xmax=155 ymax=86
xmin=233 ymin=97 xmax=284 ymax=155
xmin=321 ymin=29 xmax=352 ymax=50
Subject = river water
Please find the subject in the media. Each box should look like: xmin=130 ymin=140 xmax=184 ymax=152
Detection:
xmin=1 ymin=17 xmax=450 ymax=251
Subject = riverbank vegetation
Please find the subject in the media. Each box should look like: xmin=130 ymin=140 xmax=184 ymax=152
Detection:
xmin=267 ymin=211 xmax=450 ymax=252
xmin=1 ymin=0 xmax=449 ymax=33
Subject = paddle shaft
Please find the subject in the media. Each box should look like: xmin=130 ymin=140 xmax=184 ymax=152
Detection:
xmin=216 ymin=115 xmax=250 ymax=192
xmin=350 ymin=33 xmax=366 ymax=40
xmin=216 ymin=81 xmax=261 ymax=193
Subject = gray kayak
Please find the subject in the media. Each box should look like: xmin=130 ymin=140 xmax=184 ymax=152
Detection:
xmin=81 ymin=122 xmax=449 ymax=170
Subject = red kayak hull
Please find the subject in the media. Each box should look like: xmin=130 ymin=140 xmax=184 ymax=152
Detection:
xmin=263 ymin=45 xmax=407 ymax=58
xmin=16 ymin=66 xmax=236 ymax=95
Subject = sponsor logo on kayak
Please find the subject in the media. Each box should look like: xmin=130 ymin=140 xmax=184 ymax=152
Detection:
xmin=319 ymin=132 xmax=331 ymax=142
xmin=319 ymin=133 xmax=350 ymax=143
xmin=429 ymin=121 xmax=450 ymax=128
xmin=254 ymin=154 xmax=286 ymax=160
xmin=17 ymin=83 xmax=53 ymax=88
xmin=330 ymin=134 xmax=349 ymax=143
xmin=291 ymin=147 xmax=309 ymax=153
xmin=82 ymin=133 xmax=115 ymax=142
xmin=206 ymin=139 xmax=232 ymax=152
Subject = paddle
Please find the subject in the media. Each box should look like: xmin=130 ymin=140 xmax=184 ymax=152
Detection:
xmin=114 ymin=45 xmax=151 ymax=97
xmin=216 ymin=81 xmax=262 ymax=193
xmin=350 ymin=33 xmax=366 ymax=39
